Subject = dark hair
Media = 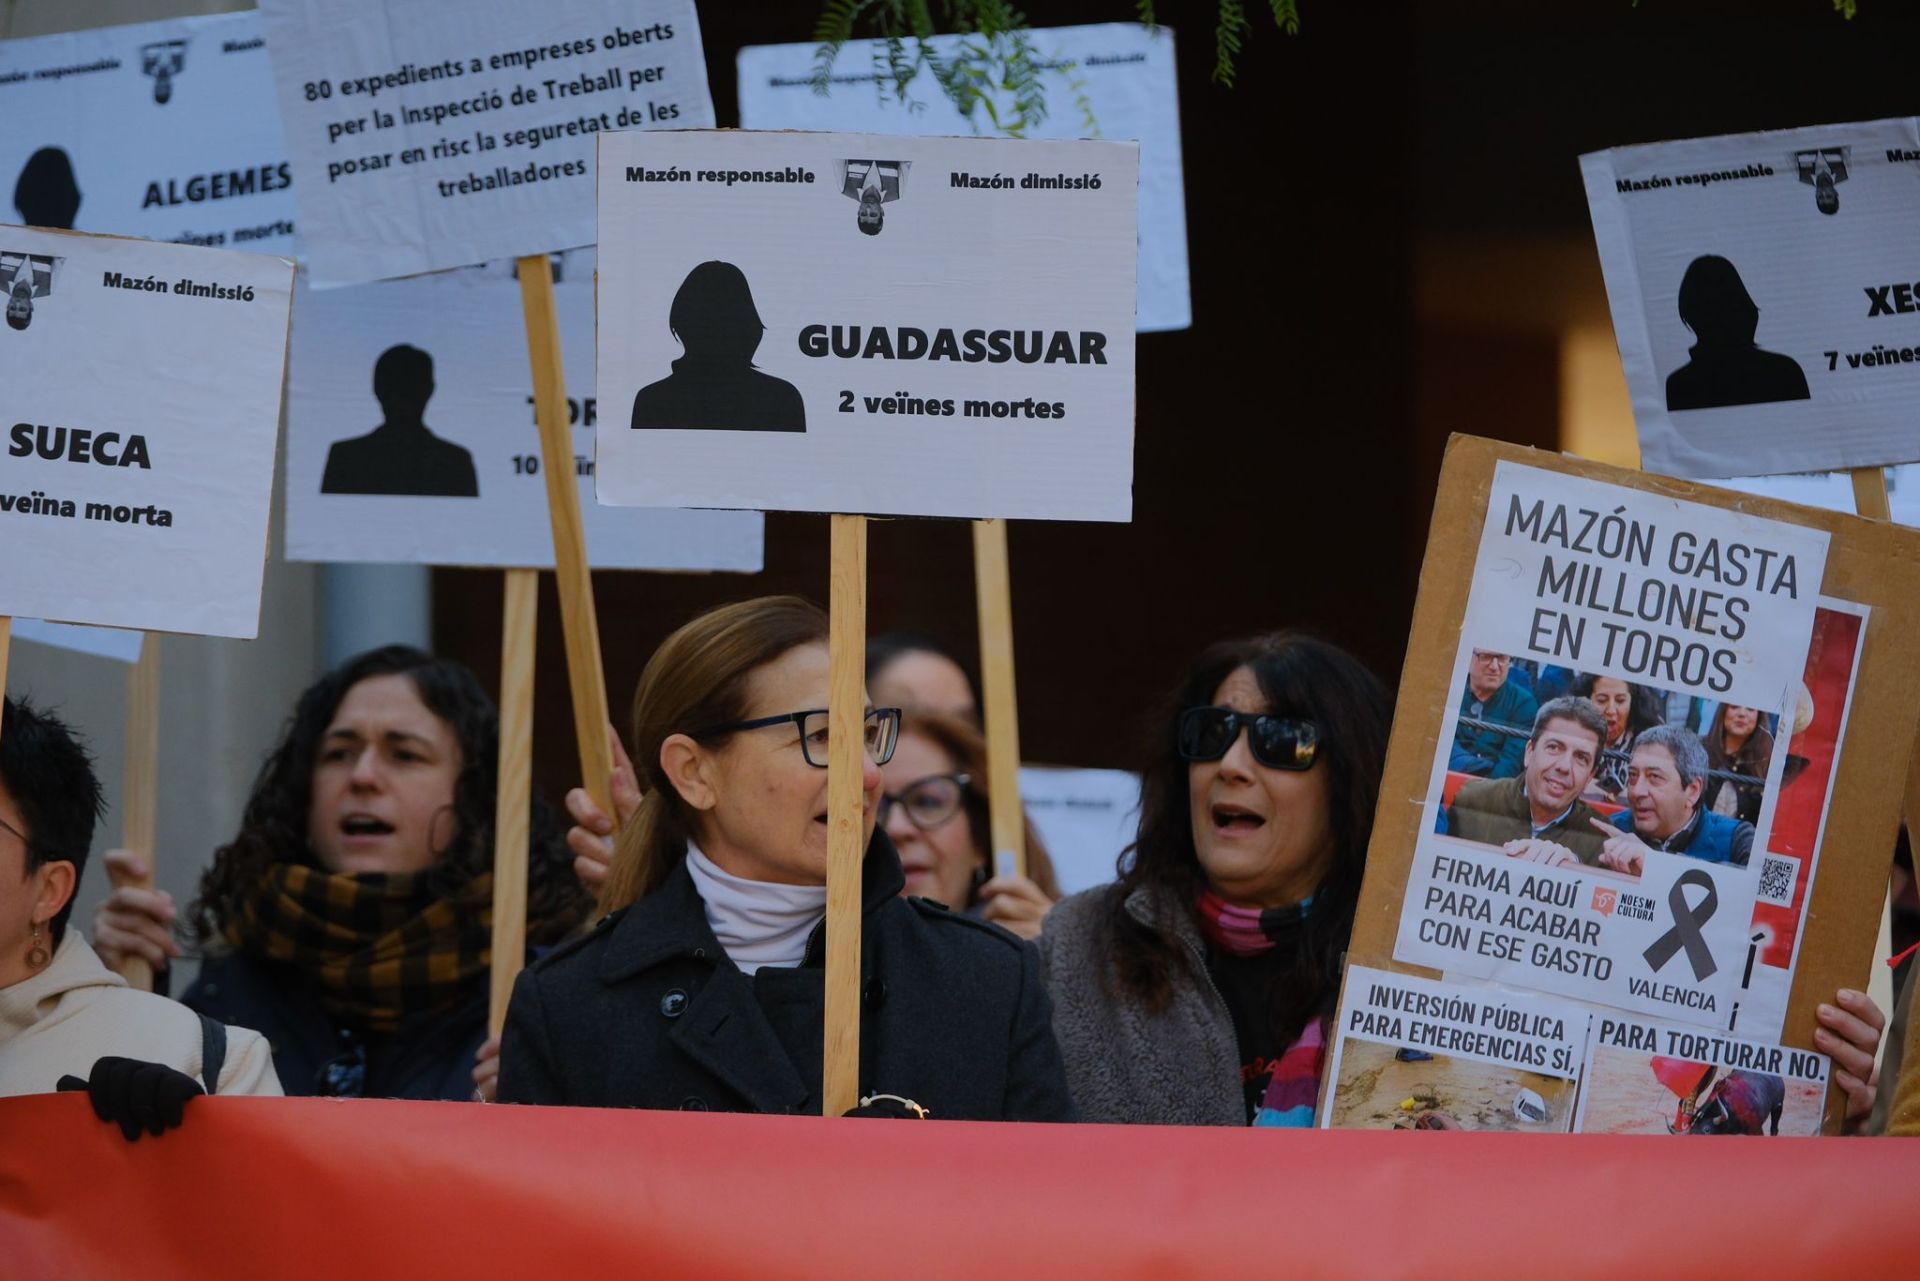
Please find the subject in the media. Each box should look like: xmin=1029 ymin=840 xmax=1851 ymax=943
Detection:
xmin=372 ymin=343 xmax=434 ymax=412
xmin=1 ymin=696 xmax=104 ymax=945
xmin=1530 ymin=694 xmax=1609 ymax=748
xmin=5 ymin=283 xmax=29 ymax=331
xmin=601 ymin=597 xmax=831 ymax=910
xmin=1105 ymin=633 xmax=1392 ymax=1049
xmin=867 ymin=631 xmax=982 ymax=720
xmin=14 ymin=146 xmax=81 ymax=229
xmin=1630 ymin=723 xmax=1710 ymax=792
xmin=667 ymin=261 xmax=766 ymax=363
xmin=899 ymin=709 xmax=1062 ymax=901
xmin=1676 ymin=255 xmax=1759 ymax=347
xmin=188 ymin=646 xmax=589 ymax=950
xmin=1569 ymin=674 xmax=1663 ymax=745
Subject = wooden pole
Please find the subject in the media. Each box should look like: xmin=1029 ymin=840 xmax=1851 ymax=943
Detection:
xmin=516 ymin=254 xmax=612 ymax=814
xmin=116 ymin=634 xmax=162 ymax=991
xmin=972 ymin=519 xmax=1027 ymax=880
xmin=489 ymin=568 xmax=537 ymax=1036
xmin=823 ymin=514 xmax=868 ymax=1117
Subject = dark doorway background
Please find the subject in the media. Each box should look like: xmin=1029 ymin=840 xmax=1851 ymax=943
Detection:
xmin=435 ymin=0 xmax=1920 ymax=799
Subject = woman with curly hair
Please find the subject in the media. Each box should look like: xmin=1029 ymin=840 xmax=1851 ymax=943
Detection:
xmin=91 ymin=646 xmax=591 ymax=1101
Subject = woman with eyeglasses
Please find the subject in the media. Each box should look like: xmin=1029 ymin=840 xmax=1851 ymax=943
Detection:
xmin=881 ymin=710 xmax=1062 ymax=940
xmin=89 ymin=646 xmax=592 ymax=1102
xmin=497 ymin=596 xmax=1075 ymax=1119
xmin=1039 ymin=632 xmax=1393 ymax=1126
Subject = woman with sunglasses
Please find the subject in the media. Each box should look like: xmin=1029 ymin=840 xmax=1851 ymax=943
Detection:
xmin=1040 ymin=632 xmax=1392 ymax=1126
xmin=882 ymin=710 xmax=1062 ymax=940
xmin=498 ymin=596 xmax=1075 ymax=1119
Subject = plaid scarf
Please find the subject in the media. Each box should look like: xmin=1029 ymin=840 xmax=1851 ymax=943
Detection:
xmin=225 ymin=863 xmax=494 ymax=1035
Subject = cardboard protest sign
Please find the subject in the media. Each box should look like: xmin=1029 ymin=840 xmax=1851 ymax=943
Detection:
xmin=1574 ymin=1012 xmax=1829 ymax=1137
xmin=595 ymin=130 xmax=1138 ymax=521
xmin=1581 ymin=116 xmax=1920 ymax=479
xmin=285 ymin=250 xmax=762 ymax=570
xmin=1322 ymin=967 xmax=1588 ymax=1132
xmin=1343 ymin=436 xmax=1920 ymax=1133
xmin=1017 ymin=765 xmax=1138 ymax=894
xmin=0 ymin=226 xmax=292 ymax=638
xmin=736 ymin=24 xmax=1189 ymax=333
xmin=257 ymin=0 xmax=712 ymax=285
xmin=0 ymin=11 xmax=295 ymax=254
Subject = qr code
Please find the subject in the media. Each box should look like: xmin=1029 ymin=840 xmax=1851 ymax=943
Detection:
xmin=1758 ymin=854 xmax=1800 ymax=907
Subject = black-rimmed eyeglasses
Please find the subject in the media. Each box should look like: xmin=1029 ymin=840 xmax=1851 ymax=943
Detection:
xmin=692 ymin=707 xmax=902 ymax=768
xmin=1176 ymin=707 xmax=1322 ymax=771
xmin=878 ymin=773 xmax=971 ymax=831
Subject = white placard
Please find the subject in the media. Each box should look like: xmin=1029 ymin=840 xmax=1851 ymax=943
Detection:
xmin=737 ymin=24 xmax=1189 ymax=333
xmin=1582 ymin=116 xmax=1920 ymax=479
xmin=1 ymin=226 xmax=292 ymax=638
xmin=1322 ymin=966 xmax=1589 ymax=1132
xmin=285 ymin=250 xmax=762 ymax=569
xmin=0 ymin=10 xmax=295 ymax=254
xmin=1574 ymin=1012 xmax=1829 ymax=1136
xmin=1017 ymin=764 xmax=1138 ymax=895
xmin=257 ymin=0 xmax=713 ymax=285
xmin=1394 ymin=462 xmax=1831 ymax=1027
xmin=9 ymin=618 xmax=146 ymax=664
xmin=595 ymin=130 xmax=1138 ymax=521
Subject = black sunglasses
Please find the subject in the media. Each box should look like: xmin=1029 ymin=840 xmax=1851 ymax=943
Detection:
xmin=1176 ymin=706 xmax=1321 ymax=771
xmin=690 ymin=706 xmax=902 ymax=768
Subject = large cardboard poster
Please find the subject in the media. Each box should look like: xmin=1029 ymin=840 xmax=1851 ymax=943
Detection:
xmin=1339 ymin=436 xmax=1920 ymax=1133
xmin=0 ymin=11 xmax=295 ymax=253
xmin=0 ymin=226 xmax=292 ymax=638
xmin=595 ymin=130 xmax=1138 ymax=521
xmin=285 ymin=251 xmax=763 ymax=570
xmin=1581 ymin=116 xmax=1920 ymax=479
xmin=258 ymin=0 xmax=713 ymax=285
xmin=736 ymin=24 xmax=1190 ymax=333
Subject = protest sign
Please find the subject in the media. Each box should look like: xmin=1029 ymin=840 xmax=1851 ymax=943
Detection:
xmin=1574 ymin=1011 xmax=1829 ymax=1137
xmin=736 ymin=23 xmax=1189 ymax=333
xmin=257 ymin=0 xmax=712 ymax=286
xmin=0 ymin=11 xmax=295 ymax=255
xmin=0 ymin=225 xmax=291 ymax=638
xmin=1017 ymin=764 xmax=1139 ymax=894
xmin=1581 ymin=116 xmax=1920 ymax=479
xmin=1323 ymin=966 xmax=1588 ymax=1132
xmin=8 ymin=617 xmax=145 ymax=663
xmin=285 ymin=253 xmax=762 ymax=570
xmin=594 ymin=129 xmax=1139 ymax=522
xmin=1346 ymin=436 xmax=1920 ymax=1133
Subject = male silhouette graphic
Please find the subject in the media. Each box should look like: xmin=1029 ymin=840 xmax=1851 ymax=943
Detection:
xmin=321 ymin=344 xmax=480 ymax=497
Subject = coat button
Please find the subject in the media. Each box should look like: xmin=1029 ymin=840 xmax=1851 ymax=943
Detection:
xmin=660 ymin=989 xmax=688 ymax=1017
xmin=680 ymin=1096 xmax=708 ymax=1111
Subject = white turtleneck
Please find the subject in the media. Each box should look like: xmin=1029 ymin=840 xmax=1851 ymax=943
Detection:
xmin=684 ymin=842 xmax=828 ymax=975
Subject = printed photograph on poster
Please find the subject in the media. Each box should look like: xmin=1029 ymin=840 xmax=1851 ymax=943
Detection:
xmin=0 ymin=225 xmax=292 ymax=638
xmin=285 ymin=250 xmax=764 ymax=570
xmin=1581 ymin=116 xmax=1920 ymax=479
xmin=257 ymin=0 xmax=714 ymax=285
xmin=1392 ymin=461 xmax=1831 ymax=1028
xmin=736 ymin=23 xmax=1190 ymax=332
xmin=1323 ymin=966 xmax=1587 ymax=1132
xmin=0 ymin=11 xmax=295 ymax=254
xmin=1575 ymin=1013 xmax=1828 ymax=1136
xmin=595 ymin=130 xmax=1138 ymax=522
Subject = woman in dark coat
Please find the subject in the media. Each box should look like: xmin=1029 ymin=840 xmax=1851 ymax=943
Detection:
xmin=498 ymin=596 xmax=1074 ymax=1120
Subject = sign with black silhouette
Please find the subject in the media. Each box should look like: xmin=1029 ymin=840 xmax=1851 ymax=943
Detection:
xmin=737 ymin=23 xmax=1190 ymax=333
xmin=1582 ymin=115 xmax=1920 ymax=479
xmin=0 ymin=11 xmax=295 ymax=255
xmin=256 ymin=0 xmax=712 ymax=286
xmin=0 ymin=224 xmax=293 ymax=638
xmin=1341 ymin=438 xmax=1920 ymax=1132
xmin=285 ymin=250 xmax=762 ymax=570
xmin=595 ymin=130 xmax=1138 ymax=522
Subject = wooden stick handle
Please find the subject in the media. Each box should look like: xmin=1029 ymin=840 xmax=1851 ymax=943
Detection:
xmin=516 ymin=254 xmax=613 ymax=814
xmin=823 ymin=514 xmax=868 ymax=1117
xmin=972 ymin=519 xmax=1026 ymax=880
xmin=490 ymin=568 xmax=537 ymax=1038
xmin=1850 ymin=467 xmax=1892 ymax=521
xmin=118 ymin=634 xmax=162 ymax=992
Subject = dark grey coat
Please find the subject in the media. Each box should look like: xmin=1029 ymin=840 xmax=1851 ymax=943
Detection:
xmin=497 ymin=832 xmax=1075 ymax=1121
xmin=1038 ymin=882 xmax=1244 ymax=1126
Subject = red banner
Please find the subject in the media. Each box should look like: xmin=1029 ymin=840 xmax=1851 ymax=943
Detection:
xmin=1 ymin=1093 xmax=1910 ymax=1278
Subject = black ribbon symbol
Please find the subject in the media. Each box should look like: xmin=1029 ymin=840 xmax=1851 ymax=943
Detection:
xmin=1642 ymin=867 xmax=1720 ymax=981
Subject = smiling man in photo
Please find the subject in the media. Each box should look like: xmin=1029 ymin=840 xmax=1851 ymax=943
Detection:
xmin=1442 ymin=696 xmax=1611 ymax=866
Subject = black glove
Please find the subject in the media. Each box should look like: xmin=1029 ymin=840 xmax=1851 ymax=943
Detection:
xmin=57 ymin=1056 xmax=204 ymax=1141
xmin=843 ymin=1093 xmax=930 ymax=1119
